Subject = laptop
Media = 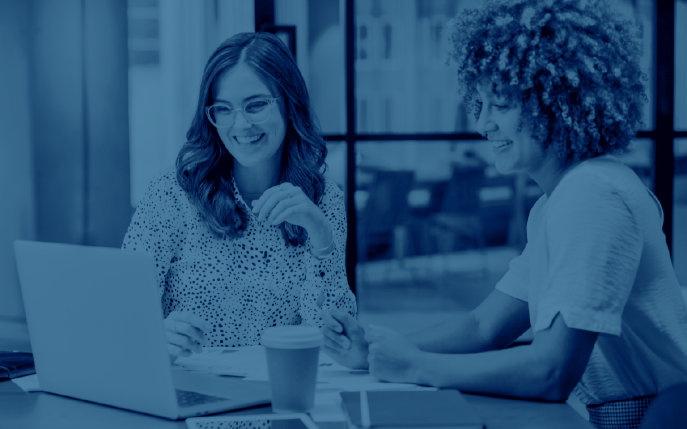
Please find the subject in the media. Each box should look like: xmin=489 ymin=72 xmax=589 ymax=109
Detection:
xmin=13 ymin=240 xmax=271 ymax=420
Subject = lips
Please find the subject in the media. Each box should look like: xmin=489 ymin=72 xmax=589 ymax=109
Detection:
xmin=491 ymin=140 xmax=513 ymax=154
xmin=234 ymin=134 xmax=264 ymax=145
xmin=493 ymin=140 xmax=512 ymax=149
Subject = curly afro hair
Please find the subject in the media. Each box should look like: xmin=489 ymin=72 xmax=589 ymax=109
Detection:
xmin=448 ymin=0 xmax=648 ymax=165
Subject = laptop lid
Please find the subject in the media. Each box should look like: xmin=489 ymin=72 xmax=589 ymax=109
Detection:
xmin=14 ymin=240 xmax=180 ymax=419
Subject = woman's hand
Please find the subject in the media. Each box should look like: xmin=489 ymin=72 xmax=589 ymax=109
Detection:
xmin=321 ymin=309 xmax=370 ymax=370
xmin=164 ymin=311 xmax=211 ymax=363
xmin=365 ymin=324 xmax=425 ymax=384
xmin=252 ymin=183 xmax=332 ymax=249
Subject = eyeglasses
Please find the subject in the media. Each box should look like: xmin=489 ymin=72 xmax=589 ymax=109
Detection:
xmin=205 ymin=97 xmax=281 ymax=128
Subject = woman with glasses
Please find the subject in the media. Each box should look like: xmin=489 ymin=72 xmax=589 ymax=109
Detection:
xmin=322 ymin=1 xmax=687 ymax=427
xmin=123 ymin=32 xmax=356 ymax=361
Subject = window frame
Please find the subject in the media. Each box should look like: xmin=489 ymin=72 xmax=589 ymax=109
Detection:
xmin=257 ymin=0 xmax=687 ymax=294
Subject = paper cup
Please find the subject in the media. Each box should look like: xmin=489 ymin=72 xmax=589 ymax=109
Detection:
xmin=261 ymin=326 xmax=323 ymax=414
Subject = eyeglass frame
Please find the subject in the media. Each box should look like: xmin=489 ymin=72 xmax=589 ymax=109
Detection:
xmin=205 ymin=96 xmax=282 ymax=128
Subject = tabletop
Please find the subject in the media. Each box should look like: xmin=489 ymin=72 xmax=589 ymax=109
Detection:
xmin=0 ymin=379 xmax=592 ymax=429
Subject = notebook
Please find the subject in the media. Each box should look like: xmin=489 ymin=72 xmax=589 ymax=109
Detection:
xmin=340 ymin=390 xmax=484 ymax=429
xmin=13 ymin=240 xmax=271 ymax=420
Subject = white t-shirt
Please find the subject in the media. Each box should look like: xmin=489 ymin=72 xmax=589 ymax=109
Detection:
xmin=122 ymin=168 xmax=357 ymax=347
xmin=495 ymin=155 xmax=687 ymax=405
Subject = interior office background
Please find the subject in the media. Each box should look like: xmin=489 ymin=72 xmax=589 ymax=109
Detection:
xmin=1 ymin=0 xmax=686 ymax=342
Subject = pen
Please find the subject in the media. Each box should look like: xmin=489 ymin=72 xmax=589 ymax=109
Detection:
xmin=360 ymin=390 xmax=371 ymax=429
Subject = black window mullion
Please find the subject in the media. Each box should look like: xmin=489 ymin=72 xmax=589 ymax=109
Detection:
xmin=655 ymin=0 xmax=675 ymax=255
xmin=345 ymin=0 xmax=358 ymax=295
xmin=341 ymin=0 xmax=679 ymax=295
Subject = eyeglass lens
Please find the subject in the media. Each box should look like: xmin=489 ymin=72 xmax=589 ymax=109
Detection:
xmin=208 ymin=100 xmax=272 ymax=127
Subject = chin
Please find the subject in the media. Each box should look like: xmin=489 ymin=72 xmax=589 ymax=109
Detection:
xmin=232 ymin=154 xmax=265 ymax=168
xmin=494 ymin=162 xmax=515 ymax=175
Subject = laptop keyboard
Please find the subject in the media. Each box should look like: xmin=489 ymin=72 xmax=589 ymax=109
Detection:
xmin=176 ymin=389 xmax=228 ymax=408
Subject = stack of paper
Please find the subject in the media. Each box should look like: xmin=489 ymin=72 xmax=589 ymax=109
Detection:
xmin=174 ymin=346 xmax=268 ymax=377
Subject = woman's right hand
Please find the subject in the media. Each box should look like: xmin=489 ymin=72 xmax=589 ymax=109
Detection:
xmin=321 ymin=309 xmax=369 ymax=370
xmin=164 ymin=310 xmax=211 ymax=362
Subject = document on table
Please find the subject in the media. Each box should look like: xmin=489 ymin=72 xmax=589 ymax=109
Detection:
xmin=11 ymin=373 xmax=42 ymax=392
xmin=175 ymin=345 xmax=434 ymax=392
xmin=173 ymin=346 xmax=268 ymax=377
xmin=174 ymin=345 xmax=436 ymax=422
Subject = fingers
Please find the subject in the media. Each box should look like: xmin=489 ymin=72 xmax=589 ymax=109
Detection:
xmin=172 ymin=320 xmax=205 ymax=344
xmin=321 ymin=309 xmax=344 ymax=333
xmin=251 ymin=183 xmax=285 ymax=212
xmin=166 ymin=330 xmax=203 ymax=354
xmin=168 ymin=343 xmax=192 ymax=358
xmin=267 ymin=199 xmax=303 ymax=225
xmin=321 ymin=310 xmax=350 ymax=351
xmin=323 ymin=325 xmax=351 ymax=350
xmin=332 ymin=310 xmax=362 ymax=338
xmin=174 ymin=311 xmax=211 ymax=334
xmin=164 ymin=311 xmax=209 ymax=354
xmin=323 ymin=334 xmax=349 ymax=354
xmin=252 ymin=183 xmax=297 ymax=217
xmin=364 ymin=324 xmax=393 ymax=343
xmin=270 ymin=203 xmax=305 ymax=225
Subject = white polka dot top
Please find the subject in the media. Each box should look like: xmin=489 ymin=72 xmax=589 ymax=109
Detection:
xmin=122 ymin=168 xmax=357 ymax=347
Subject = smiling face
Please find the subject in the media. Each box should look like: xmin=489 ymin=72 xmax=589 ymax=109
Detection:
xmin=212 ymin=62 xmax=287 ymax=169
xmin=474 ymin=83 xmax=546 ymax=175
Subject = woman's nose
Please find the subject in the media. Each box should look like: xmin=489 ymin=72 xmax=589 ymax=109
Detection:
xmin=475 ymin=107 xmax=494 ymax=137
xmin=233 ymin=110 xmax=252 ymax=129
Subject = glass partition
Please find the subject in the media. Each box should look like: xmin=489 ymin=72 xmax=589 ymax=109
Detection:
xmin=354 ymin=0 xmax=474 ymax=134
xmin=275 ymin=0 xmax=346 ymax=135
xmin=352 ymin=0 xmax=656 ymax=134
xmin=354 ymin=140 xmax=531 ymax=314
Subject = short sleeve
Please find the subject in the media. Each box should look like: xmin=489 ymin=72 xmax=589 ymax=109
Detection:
xmin=494 ymin=195 xmax=547 ymax=302
xmin=494 ymin=244 xmax=531 ymax=302
xmin=533 ymin=175 xmax=643 ymax=335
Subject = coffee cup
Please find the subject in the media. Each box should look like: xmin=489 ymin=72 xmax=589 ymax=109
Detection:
xmin=260 ymin=326 xmax=323 ymax=414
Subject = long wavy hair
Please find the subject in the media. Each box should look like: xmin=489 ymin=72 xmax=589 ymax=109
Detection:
xmin=447 ymin=0 xmax=647 ymax=165
xmin=177 ymin=32 xmax=328 ymax=246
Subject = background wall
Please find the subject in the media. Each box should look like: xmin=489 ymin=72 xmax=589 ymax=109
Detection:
xmin=0 ymin=0 xmax=131 ymax=346
xmin=0 ymin=0 xmax=35 ymax=323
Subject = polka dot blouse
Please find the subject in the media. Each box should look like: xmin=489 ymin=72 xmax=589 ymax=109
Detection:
xmin=122 ymin=168 xmax=357 ymax=347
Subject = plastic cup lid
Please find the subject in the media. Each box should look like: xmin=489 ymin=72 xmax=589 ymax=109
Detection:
xmin=260 ymin=326 xmax=323 ymax=349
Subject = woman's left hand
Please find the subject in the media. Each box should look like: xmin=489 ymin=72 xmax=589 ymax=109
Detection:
xmin=252 ymin=182 xmax=332 ymax=248
xmin=365 ymin=324 xmax=425 ymax=384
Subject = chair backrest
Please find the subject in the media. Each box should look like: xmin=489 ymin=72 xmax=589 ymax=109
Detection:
xmin=638 ymin=384 xmax=687 ymax=429
xmin=360 ymin=170 xmax=414 ymax=235
xmin=440 ymin=167 xmax=485 ymax=214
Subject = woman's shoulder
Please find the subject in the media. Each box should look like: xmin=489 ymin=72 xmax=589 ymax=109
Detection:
xmin=323 ymin=179 xmax=344 ymax=197
xmin=556 ymin=155 xmax=643 ymax=199
xmin=319 ymin=179 xmax=345 ymax=202
xmin=138 ymin=166 xmax=188 ymax=209
xmin=316 ymin=179 xmax=345 ymax=213
xmin=145 ymin=167 xmax=184 ymax=193
xmin=546 ymin=155 xmax=650 ymax=226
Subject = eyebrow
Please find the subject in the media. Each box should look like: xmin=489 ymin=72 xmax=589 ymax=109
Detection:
xmin=214 ymin=94 xmax=274 ymax=105
xmin=475 ymin=91 xmax=506 ymax=102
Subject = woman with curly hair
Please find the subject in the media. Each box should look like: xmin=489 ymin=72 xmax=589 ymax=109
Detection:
xmin=321 ymin=1 xmax=687 ymax=426
xmin=122 ymin=32 xmax=356 ymax=360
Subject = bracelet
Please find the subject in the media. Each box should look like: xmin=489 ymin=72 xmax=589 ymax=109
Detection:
xmin=310 ymin=237 xmax=335 ymax=259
